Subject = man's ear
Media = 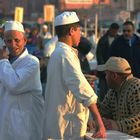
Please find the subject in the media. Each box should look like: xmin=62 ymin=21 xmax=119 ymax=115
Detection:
xmin=24 ymin=37 xmax=27 ymax=45
xmin=113 ymin=72 xmax=118 ymax=80
xmin=69 ymin=27 xmax=75 ymax=35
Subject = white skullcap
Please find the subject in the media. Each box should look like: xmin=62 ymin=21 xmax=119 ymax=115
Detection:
xmin=4 ymin=21 xmax=25 ymax=33
xmin=55 ymin=11 xmax=79 ymax=27
xmin=42 ymin=25 xmax=48 ymax=29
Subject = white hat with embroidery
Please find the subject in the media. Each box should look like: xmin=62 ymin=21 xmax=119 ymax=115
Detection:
xmin=4 ymin=21 xmax=25 ymax=33
xmin=55 ymin=11 xmax=79 ymax=27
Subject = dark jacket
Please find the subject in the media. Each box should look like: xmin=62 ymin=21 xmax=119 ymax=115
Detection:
xmin=96 ymin=32 xmax=119 ymax=78
xmin=77 ymin=36 xmax=92 ymax=74
xmin=110 ymin=34 xmax=140 ymax=78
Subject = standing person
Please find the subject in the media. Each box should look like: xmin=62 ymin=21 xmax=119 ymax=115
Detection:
xmin=44 ymin=35 xmax=58 ymax=67
xmin=77 ymin=36 xmax=92 ymax=74
xmin=96 ymin=23 xmax=120 ymax=102
xmin=44 ymin=35 xmax=58 ymax=58
xmin=88 ymin=30 xmax=97 ymax=57
xmin=110 ymin=21 xmax=140 ymax=78
xmin=0 ymin=21 xmax=44 ymax=140
xmin=97 ymin=57 xmax=140 ymax=138
xmin=40 ymin=24 xmax=52 ymax=40
xmin=40 ymin=24 xmax=52 ymax=51
xmin=43 ymin=11 xmax=106 ymax=140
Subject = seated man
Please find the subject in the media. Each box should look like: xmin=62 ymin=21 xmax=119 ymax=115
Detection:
xmin=97 ymin=56 xmax=140 ymax=138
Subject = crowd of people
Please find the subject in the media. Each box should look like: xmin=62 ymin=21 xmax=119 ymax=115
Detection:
xmin=0 ymin=10 xmax=140 ymax=140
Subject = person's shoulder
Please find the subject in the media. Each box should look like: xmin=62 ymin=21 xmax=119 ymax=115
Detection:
xmin=110 ymin=35 xmax=123 ymax=46
xmin=125 ymin=77 xmax=140 ymax=99
xmin=99 ymin=34 xmax=108 ymax=41
xmin=97 ymin=35 xmax=107 ymax=46
xmin=114 ymin=35 xmax=123 ymax=41
xmin=130 ymin=77 xmax=140 ymax=83
xmin=61 ymin=47 xmax=74 ymax=58
xmin=26 ymin=53 xmax=39 ymax=64
xmin=127 ymin=77 xmax=140 ymax=89
xmin=134 ymin=32 xmax=140 ymax=37
xmin=133 ymin=33 xmax=140 ymax=41
xmin=58 ymin=45 xmax=77 ymax=61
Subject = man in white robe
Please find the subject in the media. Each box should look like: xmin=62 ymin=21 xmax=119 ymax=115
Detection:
xmin=43 ymin=11 xmax=106 ymax=140
xmin=0 ymin=21 xmax=44 ymax=140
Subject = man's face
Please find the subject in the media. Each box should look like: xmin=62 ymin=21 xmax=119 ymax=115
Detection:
xmin=105 ymin=71 xmax=116 ymax=89
xmin=42 ymin=27 xmax=48 ymax=34
xmin=123 ymin=24 xmax=134 ymax=39
xmin=71 ymin=26 xmax=81 ymax=47
xmin=109 ymin=28 xmax=119 ymax=37
xmin=4 ymin=30 xmax=27 ymax=57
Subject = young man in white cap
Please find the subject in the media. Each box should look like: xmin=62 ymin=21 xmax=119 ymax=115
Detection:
xmin=43 ymin=11 xmax=106 ymax=140
xmin=0 ymin=21 xmax=44 ymax=140
xmin=97 ymin=56 xmax=140 ymax=138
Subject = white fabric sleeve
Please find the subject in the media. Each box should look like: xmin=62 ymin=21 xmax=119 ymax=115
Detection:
xmin=0 ymin=58 xmax=40 ymax=94
xmin=62 ymin=52 xmax=97 ymax=107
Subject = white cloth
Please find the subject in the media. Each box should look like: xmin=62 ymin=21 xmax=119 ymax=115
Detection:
xmin=88 ymin=35 xmax=97 ymax=58
xmin=88 ymin=34 xmax=96 ymax=48
xmin=108 ymin=36 xmax=115 ymax=46
xmin=43 ymin=42 xmax=97 ymax=140
xmin=40 ymin=32 xmax=52 ymax=39
xmin=0 ymin=49 xmax=44 ymax=140
xmin=44 ymin=36 xmax=58 ymax=57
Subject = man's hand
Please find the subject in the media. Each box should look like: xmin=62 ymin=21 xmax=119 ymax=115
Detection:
xmin=89 ymin=103 xmax=106 ymax=138
xmin=87 ymin=120 xmax=106 ymax=138
xmin=0 ymin=47 xmax=9 ymax=59
xmin=87 ymin=120 xmax=95 ymax=132
xmin=92 ymin=126 xmax=106 ymax=138
xmin=103 ymin=118 xmax=119 ymax=130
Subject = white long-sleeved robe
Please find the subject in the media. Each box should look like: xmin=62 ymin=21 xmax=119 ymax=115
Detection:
xmin=43 ymin=42 xmax=97 ymax=140
xmin=0 ymin=49 xmax=44 ymax=140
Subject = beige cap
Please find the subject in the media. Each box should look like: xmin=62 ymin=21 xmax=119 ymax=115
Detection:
xmin=54 ymin=11 xmax=79 ymax=27
xmin=4 ymin=21 xmax=25 ymax=33
xmin=97 ymin=57 xmax=131 ymax=74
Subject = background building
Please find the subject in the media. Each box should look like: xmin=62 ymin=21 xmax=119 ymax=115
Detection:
xmin=0 ymin=0 xmax=140 ymax=29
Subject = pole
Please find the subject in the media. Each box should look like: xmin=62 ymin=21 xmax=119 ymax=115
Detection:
xmin=52 ymin=18 xmax=55 ymax=37
xmin=99 ymin=0 xmax=102 ymax=36
xmin=84 ymin=18 xmax=87 ymax=37
xmin=95 ymin=13 xmax=98 ymax=44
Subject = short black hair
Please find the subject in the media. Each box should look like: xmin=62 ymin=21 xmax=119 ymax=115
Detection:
xmin=123 ymin=21 xmax=134 ymax=29
xmin=55 ymin=22 xmax=80 ymax=38
xmin=77 ymin=36 xmax=92 ymax=56
xmin=110 ymin=23 xmax=119 ymax=29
